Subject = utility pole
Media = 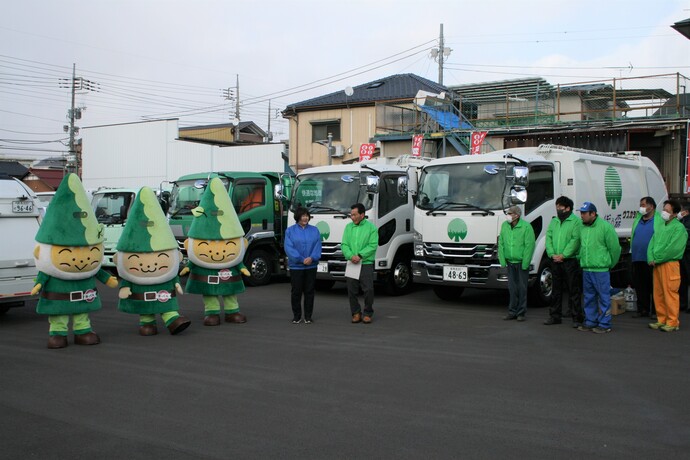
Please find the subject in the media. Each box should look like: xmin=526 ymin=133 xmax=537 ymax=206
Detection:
xmin=234 ymin=74 xmax=240 ymax=142
xmin=267 ymin=99 xmax=273 ymax=142
xmin=68 ymin=63 xmax=77 ymax=174
xmin=432 ymin=24 xmax=452 ymax=86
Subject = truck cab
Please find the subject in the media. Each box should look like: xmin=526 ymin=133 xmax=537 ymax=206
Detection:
xmin=167 ymin=171 xmax=294 ymax=286
xmin=90 ymin=188 xmax=138 ymax=267
xmin=290 ymin=158 xmax=423 ymax=295
xmin=0 ymin=174 xmax=40 ymax=314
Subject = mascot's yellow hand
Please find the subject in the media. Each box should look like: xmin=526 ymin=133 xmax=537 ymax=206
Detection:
xmin=175 ymin=283 xmax=184 ymax=295
xmin=31 ymin=283 xmax=42 ymax=295
xmin=241 ymin=268 xmax=251 ymax=277
xmin=179 ymin=267 xmax=190 ymax=276
xmin=106 ymin=276 xmax=119 ymax=288
xmin=118 ymin=287 xmax=132 ymax=299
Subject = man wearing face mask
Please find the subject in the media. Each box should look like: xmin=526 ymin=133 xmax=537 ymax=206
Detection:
xmin=647 ymin=200 xmax=688 ymax=332
xmin=678 ymin=203 xmax=690 ymax=313
xmin=498 ymin=205 xmax=536 ymax=322
xmin=544 ymin=196 xmax=583 ymax=327
xmin=630 ymin=197 xmax=662 ymax=318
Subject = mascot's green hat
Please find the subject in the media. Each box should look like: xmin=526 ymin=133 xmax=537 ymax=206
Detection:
xmin=35 ymin=173 xmax=103 ymax=246
xmin=187 ymin=177 xmax=244 ymax=240
xmin=116 ymin=187 xmax=177 ymax=252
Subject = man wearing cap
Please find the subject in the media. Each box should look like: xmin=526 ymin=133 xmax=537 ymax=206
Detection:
xmin=498 ymin=205 xmax=536 ymax=321
xmin=630 ymin=197 xmax=662 ymax=318
xmin=31 ymin=174 xmax=118 ymax=349
xmin=647 ymin=200 xmax=688 ymax=332
xmin=181 ymin=177 xmax=251 ymax=326
xmin=114 ymin=186 xmax=191 ymax=336
xmin=578 ymin=201 xmax=621 ymax=333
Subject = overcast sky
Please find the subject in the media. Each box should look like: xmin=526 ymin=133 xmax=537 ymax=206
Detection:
xmin=1 ymin=0 xmax=689 ymax=160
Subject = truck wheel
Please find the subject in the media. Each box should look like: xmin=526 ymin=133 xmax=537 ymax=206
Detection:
xmin=244 ymin=250 xmax=273 ymax=286
xmin=433 ymin=286 xmax=464 ymax=301
xmin=315 ymin=280 xmax=336 ymax=291
xmin=529 ymin=258 xmax=553 ymax=308
xmin=385 ymin=256 xmax=412 ymax=296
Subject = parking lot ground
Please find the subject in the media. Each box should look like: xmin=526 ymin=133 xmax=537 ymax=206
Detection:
xmin=1 ymin=279 xmax=690 ymax=459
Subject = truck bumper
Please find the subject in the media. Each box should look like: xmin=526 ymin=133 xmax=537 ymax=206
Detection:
xmin=411 ymin=260 xmax=510 ymax=289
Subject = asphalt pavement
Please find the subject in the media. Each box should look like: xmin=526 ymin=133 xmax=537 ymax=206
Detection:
xmin=1 ymin=278 xmax=689 ymax=459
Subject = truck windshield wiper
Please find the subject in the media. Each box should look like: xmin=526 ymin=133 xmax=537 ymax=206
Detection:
xmin=426 ymin=201 xmax=494 ymax=216
xmin=308 ymin=204 xmax=349 ymax=216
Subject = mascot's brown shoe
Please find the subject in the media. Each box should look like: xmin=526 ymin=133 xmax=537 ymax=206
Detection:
xmin=167 ymin=316 xmax=191 ymax=335
xmin=203 ymin=314 xmax=221 ymax=326
xmin=47 ymin=335 xmax=68 ymax=349
xmin=74 ymin=332 xmax=101 ymax=345
xmin=139 ymin=324 xmax=158 ymax=336
xmin=225 ymin=312 xmax=247 ymax=323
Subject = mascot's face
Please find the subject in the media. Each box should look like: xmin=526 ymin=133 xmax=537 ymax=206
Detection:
xmin=50 ymin=244 xmax=104 ymax=273
xmin=121 ymin=249 xmax=178 ymax=278
xmin=186 ymin=237 xmax=247 ymax=269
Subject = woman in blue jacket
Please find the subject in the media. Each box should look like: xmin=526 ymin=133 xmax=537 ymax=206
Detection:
xmin=284 ymin=207 xmax=322 ymax=323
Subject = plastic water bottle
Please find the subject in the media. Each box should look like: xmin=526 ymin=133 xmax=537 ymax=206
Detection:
xmin=624 ymin=285 xmax=637 ymax=311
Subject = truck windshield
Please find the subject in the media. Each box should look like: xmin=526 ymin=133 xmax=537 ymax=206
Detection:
xmin=417 ymin=163 xmax=513 ymax=211
xmin=169 ymin=178 xmax=230 ymax=218
xmin=291 ymin=173 xmax=373 ymax=214
xmin=92 ymin=192 xmax=135 ymax=224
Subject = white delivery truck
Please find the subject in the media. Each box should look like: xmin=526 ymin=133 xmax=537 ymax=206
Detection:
xmin=90 ymin=188 xmax=138 ymax=267
xmin=0 ymin=174 xmax=40 ymax=314
xmin=290 ymin=157 xmax=427 ymax=295
xmin=407 ymin=144 xmax=667 ymax=306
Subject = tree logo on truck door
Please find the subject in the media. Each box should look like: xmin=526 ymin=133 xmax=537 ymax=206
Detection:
xmin=315 ymin=221 xmax=330 ymax=241
xmin=604 ymin=167 xmax=623 ymax=210
xmin=447 ymin=218 xmax=468 ymax=241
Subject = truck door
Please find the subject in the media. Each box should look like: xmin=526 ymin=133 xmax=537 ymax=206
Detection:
xmin=231 ymin=178 xmax=269 ymax=238
xmin=376 ymin=173 xmax=409 ymax=261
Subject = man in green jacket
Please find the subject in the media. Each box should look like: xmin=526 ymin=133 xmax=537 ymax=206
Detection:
xmin=498 ymin=206 xmax=536 ymax=321
xmin=544 ymin=196 xmax=583 ymax=327
xmin=578 ymin=202 xmax=621 ymax=333
xmin=342 ymin=203 xmax=379 ymax=324
xmin=647 ymin=200 xmax=688 ymax=332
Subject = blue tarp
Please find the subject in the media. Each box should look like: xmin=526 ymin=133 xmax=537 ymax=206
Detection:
xmin=419 ymin=106 xmax=473 ymax=130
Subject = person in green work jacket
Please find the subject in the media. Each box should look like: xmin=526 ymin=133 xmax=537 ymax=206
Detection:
xmin=498 ymin=205 xmax=536 ymax=321
xmin=647 ymin=200 xmax=688 ymax=332
xmin=342 ymin=203 xmax=379 ymax=324
xmin=544 ymin=196 xmax=583 ymax=327
xmin=577 ymin=201 xmax=621 ymax=334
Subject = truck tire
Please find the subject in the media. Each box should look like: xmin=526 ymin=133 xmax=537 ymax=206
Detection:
xmin=315 ymin=280 xmax=336 ymax=291
xmin=385 ymin=256 xmax=413 ymax=296
xmin=529 ymin=257 xmax=553 ymax=308
xmin=433 ymin=286 xmax=464 ymax=301
xmin=244 ymin=249 xmax=273 ymax=287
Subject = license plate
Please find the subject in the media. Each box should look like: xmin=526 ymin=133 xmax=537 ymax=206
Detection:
xmin=443 ymin=265 xmax=468 ymax=281
xmin=317 ymin=262 xmax=329 ymax=273
xmin=12 ymin=201 xmax=34 ymax=213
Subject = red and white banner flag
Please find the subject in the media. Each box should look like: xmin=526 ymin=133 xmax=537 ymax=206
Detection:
xmin=411 ymin=134 xmax=424 ymax=157
xmin=359 ymin=143 xmax=375 ymax=162
xmin=470 ymin=131 xmax=488 ymax=155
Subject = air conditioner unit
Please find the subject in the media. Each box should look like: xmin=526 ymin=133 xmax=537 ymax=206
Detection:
xmin=331 ymin=145 xmax=344 ymax=158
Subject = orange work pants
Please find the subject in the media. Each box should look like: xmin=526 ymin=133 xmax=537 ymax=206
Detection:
xmin=653 ymin=261 xmax=681 ymax=327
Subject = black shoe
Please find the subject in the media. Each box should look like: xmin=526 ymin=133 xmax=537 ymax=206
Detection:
xmin=304 ymin=318 xmax=313 ymax=324
xmin=503 ymin=314 xmax=517 ymax=320
xmin=516 ymin=315 xmax=526 ymax=322
xmin=543 ymin=318 xmax=561 ymax=325
xmin=292 ymin=318 xmax=302 ymax=324
xmin=572 ymin=322 xmax=582 ymax=329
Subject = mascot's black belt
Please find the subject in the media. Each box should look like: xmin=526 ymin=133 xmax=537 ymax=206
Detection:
xmin=189 ymin=273 xmax=241 ymax=284
xmin=42 ymin=289 xmax=98 ymax=302
xmin=129 ymin=290 xmax=177 ymax=301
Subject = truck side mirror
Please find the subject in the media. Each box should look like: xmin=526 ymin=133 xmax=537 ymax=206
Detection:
xmin=510 ymin=186 xmax=527 ymax=204
xmin=365 ymin=176 xmax=379 ymax=193
xmin=396 ymin=176 xmax=408 ymax=197
xmin=513 ymin=166 xmax=529 ymax=187
xmin=274 ymin=183 xmax=284 ymax=200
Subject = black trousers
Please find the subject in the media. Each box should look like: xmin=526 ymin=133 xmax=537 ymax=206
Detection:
xmin=290 ymin=268 xmax=317 ymax=320
xmin=632 ymin=261 xmax=655 ymax=315
xmin=347 ymin=264 xmax=375 ymax=316
xmin=680 ymin=254 xmax=690 ymax=312
xmin=548 ymin=258 xmax=583 ymax=323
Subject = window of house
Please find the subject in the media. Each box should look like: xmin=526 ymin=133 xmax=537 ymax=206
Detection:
xmin=311 ymin=121 xmax=341 ymax=142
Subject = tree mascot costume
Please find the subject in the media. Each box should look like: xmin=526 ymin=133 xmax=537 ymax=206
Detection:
xmin=32 ymin=173 xmax=118 ymax=349
xmin=114 ymin=186 xmax=191 ymax=336
xmin=180 ymin=177 xmax=250 ymax=326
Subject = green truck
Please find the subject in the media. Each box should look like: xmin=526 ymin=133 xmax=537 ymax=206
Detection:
xmin=91 ymin=187 xmax=139 ymax=267
xmin=166 ymin=171 xmax=294 ymax=286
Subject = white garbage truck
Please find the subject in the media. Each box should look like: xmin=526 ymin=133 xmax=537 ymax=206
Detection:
xmin=406 ymin=144 xmax=667 ymax=305
xmin=289 ymin=157 xmax=427 ymax=295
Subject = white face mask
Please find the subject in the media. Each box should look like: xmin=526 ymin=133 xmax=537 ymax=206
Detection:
xmin=639 ymin=207 xmax=648 ymax=215
xmin=661 ymin=211 xmax=671 ymax=222
xmin=505 ymin=214 xmax=514 ymax=222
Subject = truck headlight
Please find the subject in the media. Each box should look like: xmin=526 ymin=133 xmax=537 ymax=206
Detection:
xmin=414 ymin=231 xmax=424 ymax=257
